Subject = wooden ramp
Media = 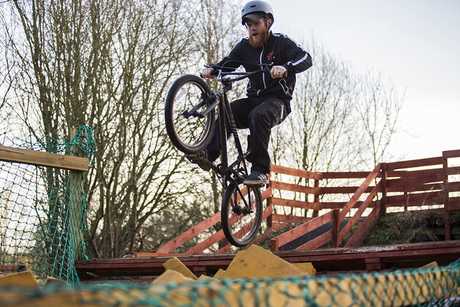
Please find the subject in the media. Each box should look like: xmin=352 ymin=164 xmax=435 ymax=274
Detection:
xmin=76 ymin=241 xmax=460 ymax=281
xmin=144 ymin=149 xmax=460 ymax=256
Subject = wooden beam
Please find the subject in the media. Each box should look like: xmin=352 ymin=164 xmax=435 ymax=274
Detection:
xmin=442 ymin=149 xmax=460 ymax=158
xmin=296 ymin=230 xmax=333 ymax=251
xmin=385 ymin=191 xmax=443 ymax=206
xmin=76 ymin=241 xmax=460 ymax=281
xmin=319 ymin=171 xmax=370 ymax=179
xmin=338 ymin=164 xmax=381 ymax=222
xmin=344 ymin=205 xmax=382 ymax=248
xmin=447 ymin=166 xmax=460 ymax=176
xmin=271 ymin=198 xmax=319 ymax=210
xmin=272 ymin=214 xmax=311 ymax=225
xmin=319 ymin=186 xmax=375 ymax=194
xmin=442 ymin=153 xmax=451 ymax=240
xmin=386 ymin=168 xmax=444 ymax=179
xmin=156 ymin=212 xmax=221 ymax=253
xmin=447 ymin=197 xmax=460 ymax=211
xmin=271 ymin=165 xmax=321 ymax=179
xmin=0 ymin=144 xmax=89 ymax=171
xmin=271 ymin=181 xmax=319 ymax=194
xmin=337 ymin=184 xmax=381 ymax=245
xmin=270 ymin=210 xmax=335 ymax=251
xmin=385 ymin=157 xmax=443 ymax=171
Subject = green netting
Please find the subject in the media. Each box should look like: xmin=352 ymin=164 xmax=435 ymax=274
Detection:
xmin=1 ymin=259 xmax=460 ymax=306
xmin=0 ymin=125 xmax=94 ymax=284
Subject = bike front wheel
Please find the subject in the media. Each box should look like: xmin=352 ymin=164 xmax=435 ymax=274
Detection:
xmin=221 ymin=182 xmax=263 ymax=247
xmin=165 ymin=75 xmax=216 ymax=154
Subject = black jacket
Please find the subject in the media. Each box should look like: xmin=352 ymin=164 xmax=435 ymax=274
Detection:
xmin=216 ymin=32 xmax=312 ymax=112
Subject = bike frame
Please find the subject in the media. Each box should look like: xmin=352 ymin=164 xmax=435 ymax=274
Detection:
xmin=216 ymin=80 xmax=250 ymax=190
xmin=196 ymin=64 xmax=272 ymax=189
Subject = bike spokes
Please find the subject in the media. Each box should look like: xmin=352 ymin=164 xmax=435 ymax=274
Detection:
xmin=222 ymin=182 xmax=262 ymax=247
xmin=165 ymin=75 xmax=215 ymax=154
xmin=173 ymin=85 xmax=210 ymax=146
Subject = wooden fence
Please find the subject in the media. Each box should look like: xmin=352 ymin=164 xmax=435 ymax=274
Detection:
xmin=146 ymin=149 xmax=460 ymax=256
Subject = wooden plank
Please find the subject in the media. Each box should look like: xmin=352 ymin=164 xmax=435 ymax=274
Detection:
xmin=0 ymin=144 xmax=89 ymax=171
xmin=159 ymin=188 xmax=272 ymax=254
xmin=271 ymin=198 xmax=319 ymax=210
xmin=185 ymin=229 xmax=226 ymax=255
xmin=295 ymin=230 xmax=333 ymax=251
xmin=156 ymin=212 xmax=221 ymax=253
xmin=337 ymin=184 xmax=381 ymax=245
xmin=447 ymin=198 xmax=460 ymax=211
xmin=386 ymin=168 xmax=444 ymax=179
xmin=76 ymin=241 xmax=460 ymax=280
xmin=320 ymin=186 xmax=375 ymax=194
xmin=319 ymin=171 xmax=370 ymax=179
xmin=271 ymin=210 xmax=335 ymax=250
xmin=344 ymin=205 xmax=381 ymax=248
xmin=447 ymin=166 xmax=460 ymax=176
xmin=271 ymin=181 xmax=319 ymax=194
xmin=442 ymin=154 xmax=451 ymax=240
xmin=386 ymin=181 xmax=443 ymax=193
xmin=271 ymin=165 xmax=321 ymax=179
xmin=319 ymin=201 xmax=378 ymax=210
xmin=252 ymin=228 xmax=273 ymax=245
xmin=448 ymin=182 xmax=460 ymax=192
xmin=272 ymin=198 xmax=379 ymax=210
xmin=272 ymin=214 xmax=311 ymax=225
xmin=338 ymin=164 xmax=381 ymax=222
xmin=385 ymin=157 xmax=443 ymax=171
xmin=442 ymin=149 xmax=460 ymax=158
xmin=187 ymin=202 xmax=273 ymax=255
xmin=385 ymin=191 xmax=444 ymax=207
xmin=313 ymin=179 xmax=320 ymax=217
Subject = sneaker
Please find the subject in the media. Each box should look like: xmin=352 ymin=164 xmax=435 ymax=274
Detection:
xmin=186 ymin=150 xmax=212 ymax=171
xmin=243 ymin=170 xmax=269 ymax=186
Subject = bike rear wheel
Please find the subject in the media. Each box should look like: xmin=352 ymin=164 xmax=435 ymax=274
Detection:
xmin=165 ymin=75 xmax=216 ymax=154
xmin=221 ymin=182 xmax=263 ymax=247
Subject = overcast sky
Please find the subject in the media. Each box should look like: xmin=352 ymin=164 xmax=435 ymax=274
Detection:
xmin=268 ymin=0 xmax=459 ymax=161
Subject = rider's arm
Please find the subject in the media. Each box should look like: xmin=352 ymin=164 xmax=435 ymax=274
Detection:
xmin=282 ymin=37 xmax=312 ymax=75
xmin=214 ymin=39 xmax=244 ymax=72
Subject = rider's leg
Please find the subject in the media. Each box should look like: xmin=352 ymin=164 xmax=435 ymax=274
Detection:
xmin=245 ymin=96 xmax=288 ymax=185
xmin=188 ymin=98 xmax=256 ymax=170
xmin=204 ymin=97 xmax=256 ymax=161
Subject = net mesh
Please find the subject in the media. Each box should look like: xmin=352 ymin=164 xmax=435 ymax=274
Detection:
xmin=1 ymin=259 xmax=460 ymax=306
xmin=0 ymin=125 xmax=94 ymax=284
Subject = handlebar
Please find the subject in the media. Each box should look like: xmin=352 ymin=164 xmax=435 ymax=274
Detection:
xmin=201 ymin=63 xmax=273 ymax=83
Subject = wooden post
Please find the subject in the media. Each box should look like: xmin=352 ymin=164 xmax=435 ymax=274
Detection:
xmin=312 ymin=179 xmax=320 ymax=217
xmin=304 ymin=176 xmax=309 ymax=218
xmin=332 ymin=209 xmax=339 ymax=248
xmin=380 ymin=163 xmax=387 ymax=216
xmin=266 ymin=174 xmax=273 ymax=233
xmin=442 ymin=152 xmax=451 ymax=240
xmin=68 ymin=127 xmax=88 ymax=260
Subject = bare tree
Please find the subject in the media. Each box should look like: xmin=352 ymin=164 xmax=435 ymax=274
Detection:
xmin=272 ymin=41 xmax=402 ymax=171
xmin=270 ymin=41 xmax=402 ymax=216
xmin=354 ymin=73 xmax=402 ymax=167
xmin=1 ymin=0 xmax=210 ymax=257
xmin=191 ymin=0 xmax=243 ymax=215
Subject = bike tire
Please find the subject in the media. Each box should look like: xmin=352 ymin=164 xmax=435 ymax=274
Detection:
xmin=165 ymin=75 xmax=215 ymax=154
xmin=221 ymin=182 xmax=263 ymax=247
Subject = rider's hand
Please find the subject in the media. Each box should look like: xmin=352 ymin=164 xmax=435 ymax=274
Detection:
xmin=201 ymin=67 xmax=215 ymax=79
xmin=270 ymin=66 xmax=287 ymax=79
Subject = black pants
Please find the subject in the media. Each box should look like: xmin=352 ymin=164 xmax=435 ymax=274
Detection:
xmin=206 ymin=96 xmax=288 ymax=174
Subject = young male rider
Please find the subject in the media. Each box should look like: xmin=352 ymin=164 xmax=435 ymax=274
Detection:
xmin=189 ymin=0 xmax=312 ymax=186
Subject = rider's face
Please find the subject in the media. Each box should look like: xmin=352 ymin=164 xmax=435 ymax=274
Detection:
xmin=245 ymin=17 xmax=269 ymax=48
